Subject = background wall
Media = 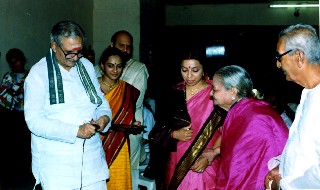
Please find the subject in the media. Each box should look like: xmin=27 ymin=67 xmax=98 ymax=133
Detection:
xmin=0 ymin=0 xmax=142 ymax=80
xmin=154 ymin=3 xmax=319 ymax=103
xmin=93 ymin=0 xmax=141 ymax=66
xmin=0 ymin=0 xmax=94 ymax=79
xmin=166 ymin=3 xmax=319 ymax=26
xmin=0 ymin=0 xmax=319 ymax=99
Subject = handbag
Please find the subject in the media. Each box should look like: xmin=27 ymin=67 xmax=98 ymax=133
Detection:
xmin=149 ymin=87 xmax=191 ymax=146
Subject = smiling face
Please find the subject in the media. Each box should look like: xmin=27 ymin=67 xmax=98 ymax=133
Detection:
xmin=181 ymin=59 xmax=204 ymax=86
xmin=276 ymin=39 xmax=299 ymax=82
xmin=211 ymin=74 xmax=236 ymax=111
xmin=51 ymin=37 xmax=83 ymax=71
xmin=100 ymin=55 xmax=123 ymax=81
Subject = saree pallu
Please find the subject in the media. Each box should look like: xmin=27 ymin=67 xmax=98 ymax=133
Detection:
xmin=215 ymin=98 xmax=288 ymax=190
xmin=167 ymin=82 xmax=221 ymax=190
xmin=100 ymin=80 xmax=139 ymax=190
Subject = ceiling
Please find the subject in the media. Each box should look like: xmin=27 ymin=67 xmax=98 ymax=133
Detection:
xmin=166 ymin=0 xmax=269 ymax=5
xmin=165 ymin=0 xmax=314 ymax=5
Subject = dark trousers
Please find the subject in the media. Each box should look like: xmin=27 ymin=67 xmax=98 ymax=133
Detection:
xmin=0 ymin=107 xmax=32 ymax=187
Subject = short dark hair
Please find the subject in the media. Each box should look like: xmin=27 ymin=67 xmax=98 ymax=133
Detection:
xmin=6 ymin=48 xmax=26 ymax=68
xmin=98 ymin=47 xmax=127 ymax=66
xmin=50 ymin=20 xmax=87 ymax=46
xmin=178 ymin=46 xmax=208 ymax=71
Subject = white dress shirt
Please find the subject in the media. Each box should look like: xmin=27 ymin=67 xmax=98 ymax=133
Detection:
xmin=279 ymin=84 xmax=320 ymax=189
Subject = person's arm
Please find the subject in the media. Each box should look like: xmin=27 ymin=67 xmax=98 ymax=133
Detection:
xmin=280 ymin=159 xmax=320 ymax=189
xmin=170 ymin=125 xmax=193 ymax=142
xmin=131 ymin=65 xmax=149 ymax=125
xmin=24 ymin=63 xmax=79 ymax=143
xmin=87 ymin=60 xmax=112 ymax=133
xmin=201 ymin=135 xmax=221 ymax=165
xmin=24 ymin=58 xmax=112 ymax=142
xmin=279 ymin=105 xmax=320 ymax=189
xmin=142 ymin=106 xmax=155 ymax=140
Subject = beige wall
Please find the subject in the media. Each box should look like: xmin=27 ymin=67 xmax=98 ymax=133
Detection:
xmin=93 ymin=0 xmax=140 ymax=66
xmin=0 ymin=0 xmax=93 ymax=79
xmin=0 ymin=0 xmax=141 ymax=80
xmin=0 ymin=1 xmax=318 ymax=79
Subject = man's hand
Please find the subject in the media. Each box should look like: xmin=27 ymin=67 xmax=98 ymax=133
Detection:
xmin=77 ymin=115 xmax=110 ymax=138
xmin=264 ymin=166 xmax=281 ymax=190
xmin=94 ymin=115 xmax=110 ymax=132
xmin=77 ymin=123 xmax=97 ymax=139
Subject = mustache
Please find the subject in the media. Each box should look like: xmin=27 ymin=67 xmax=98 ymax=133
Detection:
xmin=123 ymin=53 xmax=131 ymax=62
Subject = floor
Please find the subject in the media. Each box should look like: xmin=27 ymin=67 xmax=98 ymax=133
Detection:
xmin=0 ymin=172 xmax=35 ymax=190
xmin=0 ymin=173 xmax=153 ymax=190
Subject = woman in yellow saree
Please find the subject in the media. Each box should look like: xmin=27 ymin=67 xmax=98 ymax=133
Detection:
xmin=98 ymin=47 xmax=140 ymax=190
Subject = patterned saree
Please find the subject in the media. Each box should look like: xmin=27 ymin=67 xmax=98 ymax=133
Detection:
xmin=167 ymin=82 xmax=226 ymax=190
xmin=100 ymin=80 xmax=140 ymax=190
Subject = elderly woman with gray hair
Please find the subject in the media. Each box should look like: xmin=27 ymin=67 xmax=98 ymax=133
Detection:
xmin=207 ymin=65 xmax=288 ymax=190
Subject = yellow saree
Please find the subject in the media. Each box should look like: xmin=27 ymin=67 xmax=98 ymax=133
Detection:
xmin=100 ymin=80 xmax=140 ymax=190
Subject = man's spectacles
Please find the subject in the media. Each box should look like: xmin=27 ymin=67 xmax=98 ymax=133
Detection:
xmin=59 ymin=46 xmax=84 ymax=59
xmin=275 ymin=49 xmax=293 ymax=62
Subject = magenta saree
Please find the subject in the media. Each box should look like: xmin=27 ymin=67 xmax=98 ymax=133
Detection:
xmin=215 ymin=98 xmax=288 ymax=190
xmin=166 ymin=81 xmax=221 ymax=190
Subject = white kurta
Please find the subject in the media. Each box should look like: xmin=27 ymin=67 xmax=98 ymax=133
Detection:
xmin=279 ymin=84 xmax=320 ymax=189
xmin=24 ymin=54 xmax=112 ymax=190
xmin=120 ymin=58 xmax=149 ymax=170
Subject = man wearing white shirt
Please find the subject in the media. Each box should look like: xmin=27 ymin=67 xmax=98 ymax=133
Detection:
xmin=24 ymin=20 xmax=112 ymax=190
xmin=264 ymin=24 xmax=320 ymax=190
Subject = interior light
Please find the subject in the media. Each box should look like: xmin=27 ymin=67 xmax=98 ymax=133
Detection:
xmin=206 ymin=46 xmax=225 ymax=57
xmin=270 ymin=4 xmax=319 ymax=8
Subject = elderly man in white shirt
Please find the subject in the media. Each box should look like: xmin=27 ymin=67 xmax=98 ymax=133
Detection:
xmin=265 ymin=24 xmax=320 ymax=190
xmin=24 ymin=20 xmax=112 ymax=190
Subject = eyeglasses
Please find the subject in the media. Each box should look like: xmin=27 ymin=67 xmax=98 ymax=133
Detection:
xmin=275 ymin=49 xmax=293 ymax=62
xmin=59 ymin=46 xmax=84 ymax=59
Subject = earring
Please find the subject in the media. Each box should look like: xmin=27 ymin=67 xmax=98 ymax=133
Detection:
xmin=231 ymin=97 xmax=235 ymax=101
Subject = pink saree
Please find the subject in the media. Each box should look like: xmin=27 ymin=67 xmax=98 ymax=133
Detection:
xmin=215 ymin=98 xmax=288 ymax=190
xmin=166 ymin=81 xmax=221 ymax=190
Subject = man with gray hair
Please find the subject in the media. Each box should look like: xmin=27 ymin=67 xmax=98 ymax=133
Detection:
xmin=24 ymin=20 xmax=112 ymax=190
xmin=264 ymin=24 xmax=320 ymax=190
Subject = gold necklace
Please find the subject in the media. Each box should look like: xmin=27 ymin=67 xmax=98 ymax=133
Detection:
xmin=187 ymin=81 xmax=205 ymax=96
xmin=102 ymin=80 xmax=118 ymax=90
xmin=190 ymin=88 xmax=199 ymax=95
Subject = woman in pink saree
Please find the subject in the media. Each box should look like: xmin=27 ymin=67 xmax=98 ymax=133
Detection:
xmin=166 ymin=81 xmax=223 ymax=190
xmin=149 ymin=48 xmax=226 ymax=190
xmin=210 ymin=65 xmax=288 ymax=190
